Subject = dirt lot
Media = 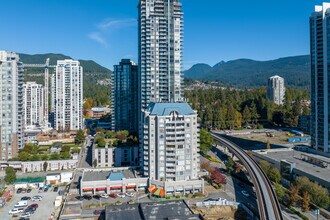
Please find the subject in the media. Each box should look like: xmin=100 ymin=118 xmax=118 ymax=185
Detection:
xmin=192 ymin=205 xmax=248 ymax=220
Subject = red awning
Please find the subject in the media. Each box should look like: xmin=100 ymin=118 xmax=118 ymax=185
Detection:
xmin=96 ymin=187 xmax=106 ymax=191
xmin=126 ymin=185 xmax=136 ymax=189
xmin=110 ymin=186 xmax=122 ymax=190
xmin=83 ymin=188 xmax=93 ymax=191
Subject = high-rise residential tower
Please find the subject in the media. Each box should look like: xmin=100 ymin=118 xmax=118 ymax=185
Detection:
xmin=138 ymin=0 xmax=183 ymax=115
xmin=23 ymin=82 xmax=44 ymax=127
xmin=310 ymin=3 xmax=330 ymax=153
xmin=141 ymin=102 xmax=200 ymax=181
xmin=267 ymin=75 xmax=285 ymax=105
xmin=53 ymin=59 xmax=83 ymax=131
xmin=0 ymin=51 xmax=24 ymax=159
xmin=112 ymin=59 xmax=138 ymax=135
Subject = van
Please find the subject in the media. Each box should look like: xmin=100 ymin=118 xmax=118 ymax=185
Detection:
xmin=14 ymin=200 xmax=28 ymax=208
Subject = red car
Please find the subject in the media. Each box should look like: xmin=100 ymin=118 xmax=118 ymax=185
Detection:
xmin=109 ymin=194 xmax=117 ymax=198
xmin=30 ymin=204 xmax=38 ymax=209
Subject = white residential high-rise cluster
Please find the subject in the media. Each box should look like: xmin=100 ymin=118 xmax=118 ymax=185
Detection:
xmin=138 ymin=0 xmax=184 ymax=113
xmin=138 ymin=0 xmax=203 ymax=194
xmin=142 ymin=103 xmax=200 ymax=181
xmin=23 ymin=82 xmax=44 ymax=127
xmin=0 ymin=51 xmax=24 ymax=159
xmin=267 ymin=75 xmax=285 ymax=105
xmin=53 ymin=59 xmax=83 ymax=131
xmin=310 ymin=3 xmax=330 ymax=153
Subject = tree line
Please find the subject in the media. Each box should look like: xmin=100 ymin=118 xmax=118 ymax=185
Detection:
xmin=185 ymin=87 xmax=309 ymax=129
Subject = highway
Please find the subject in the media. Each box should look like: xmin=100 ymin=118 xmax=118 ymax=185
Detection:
xmin=211 ymin=133 xmax=283 ymax=220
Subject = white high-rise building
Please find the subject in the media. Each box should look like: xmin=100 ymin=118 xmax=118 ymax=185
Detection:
xmin=267 ymin=75 xmax=285 ymax=105
xmin=54 ymin=59 xmax=83 ymax=131
xmin=138 ymin=0 xmax=184 ymax=116
xmin=310 ymin=3 xmax=330 ymax=153
xmin=0 ymin=51 xmax=24 ymax=159
xmin=142 ymin=102 xmax=200 ymax=182
xmin=23 ymin=82 xmax=44 ymax=127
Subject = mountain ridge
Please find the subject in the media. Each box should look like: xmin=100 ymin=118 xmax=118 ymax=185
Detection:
xmin=184 ymin=55 xmax=310 ymax=88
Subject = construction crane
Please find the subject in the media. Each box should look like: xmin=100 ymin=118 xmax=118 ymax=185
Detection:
xmin=23 ymin=59 xmax=56 ymax=129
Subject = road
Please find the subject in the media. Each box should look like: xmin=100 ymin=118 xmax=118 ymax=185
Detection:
xmin=212 ymin=133 xmax=283 ymax=220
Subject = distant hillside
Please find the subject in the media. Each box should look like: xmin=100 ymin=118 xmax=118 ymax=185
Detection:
xmin=20 ymin=53 xmax=112 ymax=105
xmin=184 ymin=55 xmax=310 ymax=88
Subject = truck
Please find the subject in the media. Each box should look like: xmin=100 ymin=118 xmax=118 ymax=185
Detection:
xmin=14 ymin=200 xmax=28 ymax=208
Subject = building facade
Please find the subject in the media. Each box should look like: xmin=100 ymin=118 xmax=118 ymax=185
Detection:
xmin=92 ymin=143 xmax=139 ymax=168
xmin=0 ymin=51 xmax=24 ymax=159
xmin=310 ymin=3 xmax=330 ymax=153
xmin=267 ymin=75 xmax=285 ymax=105
xmin=141 ymin=102 xmax=200 ymax=181
xmin=53 ymin=60 xmax=83 ymax=131
xmin=112 ymin=59 xmax=138 ymax=134
xmin=23 ymin=82 xmax=44 ymax=127
xmin=138 ymin=0 xmax=184 ymax=122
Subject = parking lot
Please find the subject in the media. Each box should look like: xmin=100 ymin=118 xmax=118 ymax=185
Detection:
xmin=0 ymin=187 xmax=63 ymax=220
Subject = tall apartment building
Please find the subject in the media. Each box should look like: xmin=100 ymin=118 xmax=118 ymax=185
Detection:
xmin=53 ymin=60 xmax=83 ymax=131
xmin=267 ymin=75 xmax=285 ymax=105
xmin=112 ymin=59 xmax=138 ymax=135
xmin=23 ymin=82 xmax=44 ymax=127
xmin=0 ymin=51 xmax=24 ymax=159
xmin=138 ymin=0 xmax=184 ymax=117
xmin=141 ymin=102 xmax=200 ymax=181
xmin=310 ymin=3 xmax=330 ymax=153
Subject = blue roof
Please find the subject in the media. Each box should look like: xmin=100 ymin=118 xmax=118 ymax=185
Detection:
xmin=108 ymin=172 xmax=125 ymax=181
xmin=147 ymin=102 xmax=195 ymax=116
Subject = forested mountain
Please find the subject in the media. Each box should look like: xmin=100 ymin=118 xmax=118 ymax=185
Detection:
xmin=20 ymin=53 xmax=112 ymax=106
xmin=184 ymin=55 xmax=310 ymax=88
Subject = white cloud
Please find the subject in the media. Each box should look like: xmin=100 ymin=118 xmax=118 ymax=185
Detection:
xmin=98 ymin=18 xmax=136 ymax=30
xmin=88 ymin=32 xmax=107 ymax=47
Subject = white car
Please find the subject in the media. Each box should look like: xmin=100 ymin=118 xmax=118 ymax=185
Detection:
xmin=9 ymin=207 xmax=24 ymax=214
xmin=20 ymin=212 xmax=31 ymax=218
xmin=32 ymin=195 xmax=42 ymax=201
xmin=241 ymin=190 xmax=250 ymax=197
xmin=117 ymin=193 xmax=126 ymax=198
xmin=100 ymin=194 xmax=109 ymax=199
xmin=126 ymin=192 xmax=134 ymax=197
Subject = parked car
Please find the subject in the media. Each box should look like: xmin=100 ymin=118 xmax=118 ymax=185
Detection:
xmin=24 ymin=209 xmax=34 ymax=215
xmin=117 ymin=193 xmax=125 ymax=198
xmin=27 ymin=189 xmax=32 ymax=193
xmin=53 ymin=187 xmax=59 ymax=192
xmin=75 ymin=196 xmax=84 ymax=201
xmin=109 ymin=194 xmax=118 ymax=199
xmin=14 ymin=201 xmax=28 ymax=208
xmin=21 ymin=189 xmax=27 ymax=193
xmin=83 ymin=195 xmax=92 ymax=200
xmin=100 ymin=194 xmax=109 ymax=199
xmin=18 ymin=217 xmax=30 ymax=220
xmin=9 ymin=207 xmax=24 ymax=214
xmin=93 ymin=195 xmax=101 ymax=200
xmin=21 ymin=196 xmax=31 ymax=201
xmin=16 ymin=188 xmax=22 ymax=194
xmin=29 ymin=203 xmax=38 ymax=209
xmin=38 ymin=188 xmax=43 ymax=193
xmin=32 ymin=196 xmax=42 ymax=202
xmin=20 ymin=212 xmax=31 ymax=218
xmin=241 ymin=190 xmax=250 ymax=197
xmin=125 ymin=192 xmax=134 ymax=197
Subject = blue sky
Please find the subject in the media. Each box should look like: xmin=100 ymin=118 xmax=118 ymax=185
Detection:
xmin=0 ymin=0 xmax=323 ymax=70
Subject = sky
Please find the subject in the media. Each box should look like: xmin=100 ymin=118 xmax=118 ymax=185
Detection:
xmin=0 ymin=0 xmax=324 ymax=70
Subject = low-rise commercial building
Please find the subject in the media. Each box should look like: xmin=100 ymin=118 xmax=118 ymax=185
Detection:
xmin=80 ymin=168 xmax=204 ymax=196
xmin=0 ymin=159 xmax=78 ymax=173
